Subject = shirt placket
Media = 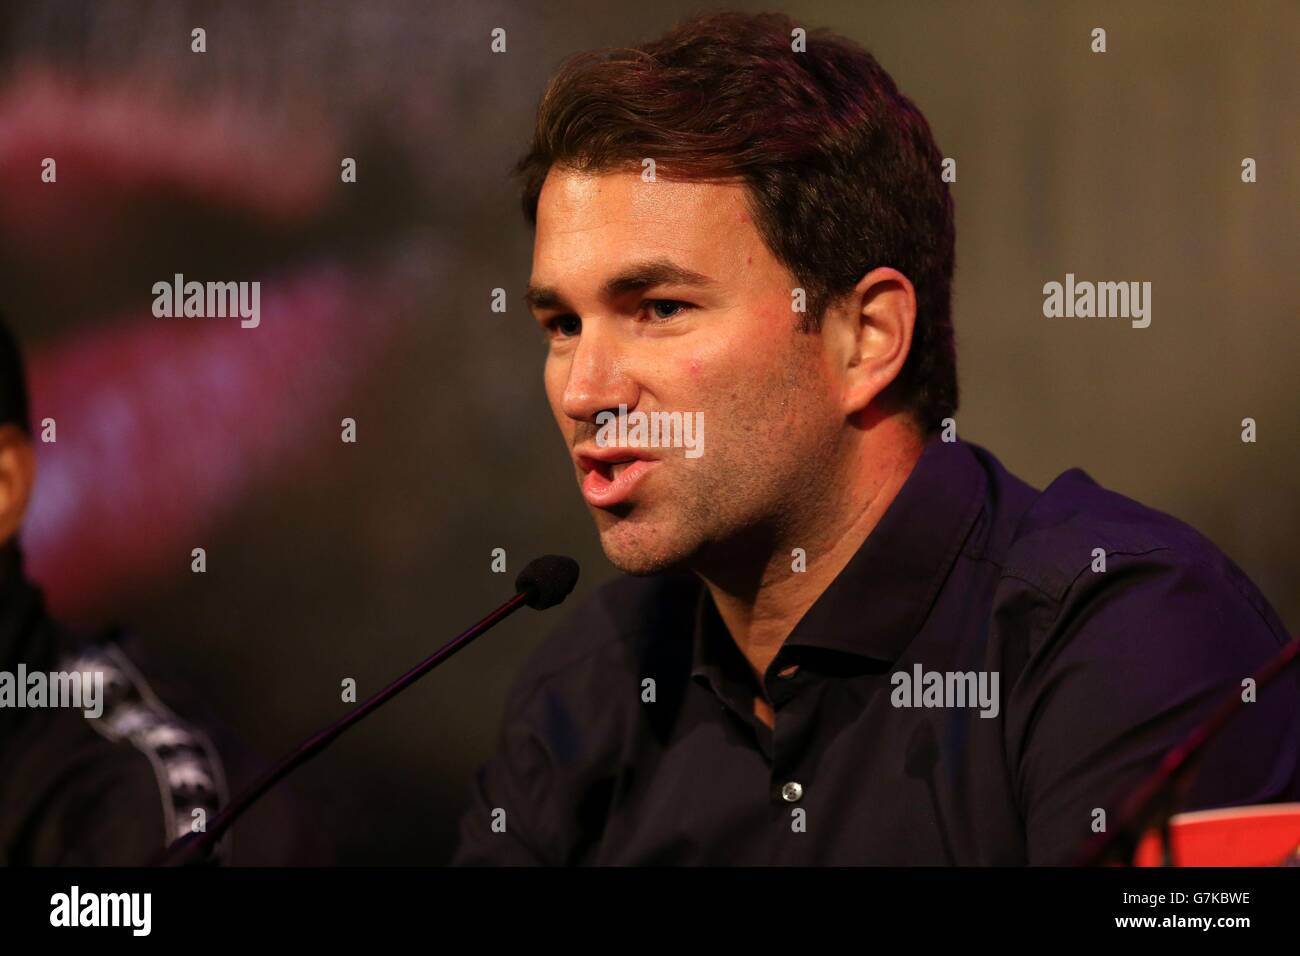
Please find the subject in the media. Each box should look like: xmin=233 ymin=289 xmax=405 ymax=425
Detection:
xmin=763 ymin=660 xmax=822 ymax=861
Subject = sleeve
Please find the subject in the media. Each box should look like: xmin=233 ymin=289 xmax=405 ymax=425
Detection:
xmin=1008 ymin=549 xmax=1300 ymax=865
xmin=448 ymin=672 xmax=559 ymax=866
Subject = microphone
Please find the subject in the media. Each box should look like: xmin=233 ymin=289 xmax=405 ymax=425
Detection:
xmin=516 ymin=554 xmax=580 ymax=609
xmin=155 ymin=554 xmax=580 ymax=866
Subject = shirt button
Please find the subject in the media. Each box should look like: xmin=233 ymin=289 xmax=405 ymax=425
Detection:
xmin=777 ymin=664 xmax=799 ymax=680
xmin=781 ymin=781 xmax=803 ymax=802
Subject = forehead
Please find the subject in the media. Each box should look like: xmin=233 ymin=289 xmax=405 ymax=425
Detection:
xmin=531 ymin=168 xmax=769 ymax=280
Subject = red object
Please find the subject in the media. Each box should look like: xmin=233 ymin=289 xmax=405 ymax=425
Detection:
xmin=1133 ymin=804 xmax=1300 ymax=866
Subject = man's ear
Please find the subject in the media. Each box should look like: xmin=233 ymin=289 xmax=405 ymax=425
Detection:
xmin=832 ymin=266 xmax=916 ymax=417
xmin=0 ymin=423 xmax=36 ymax=545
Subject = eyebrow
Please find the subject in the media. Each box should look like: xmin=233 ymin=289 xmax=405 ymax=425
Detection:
xmin=524 ymin=259 xmax=718 ymax=313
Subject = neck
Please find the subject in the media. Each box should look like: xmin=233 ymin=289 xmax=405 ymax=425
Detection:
xmin=695 ymin=416 xmax=926 ymax=686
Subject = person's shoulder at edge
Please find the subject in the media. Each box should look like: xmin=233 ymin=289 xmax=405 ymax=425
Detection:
xmin=988 ymin=450 xmax=1288 ymax=642
xmin=964 ymin=444 xmax=1297 ymax=861
xmin=2 ymin=615 xmax=332 ymax=866
xmin=0 ymin=613 xmax=221 ymax=866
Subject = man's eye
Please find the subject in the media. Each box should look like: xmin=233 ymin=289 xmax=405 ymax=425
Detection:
xmin=645 ymin=300 xmax=691 ymax=320
xmin=547 ymin=315 xmax=581 ymax=337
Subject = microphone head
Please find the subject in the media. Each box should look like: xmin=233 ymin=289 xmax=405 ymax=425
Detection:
xmin=515 ymin=555 xmax=580 ymax=610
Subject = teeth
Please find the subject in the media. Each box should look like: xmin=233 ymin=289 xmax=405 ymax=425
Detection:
xmin=609 ymin=459 xmax=634 ymax=477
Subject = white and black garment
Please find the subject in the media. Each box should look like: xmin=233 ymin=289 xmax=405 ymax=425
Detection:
xmin=61 ymin=642 xmax=230 ymax=863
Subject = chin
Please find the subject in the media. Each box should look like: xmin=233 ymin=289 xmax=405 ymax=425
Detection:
xmin=597 ymin=517 xmax=699 ymax=576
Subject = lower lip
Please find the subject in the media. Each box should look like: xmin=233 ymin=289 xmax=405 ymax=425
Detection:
xmin=581 ymin=459 xmax=660 ymax=508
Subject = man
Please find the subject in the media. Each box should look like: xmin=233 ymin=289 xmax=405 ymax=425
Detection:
xmin=451 ymin=12 xmax=1298 ymax=865
xmin=0 ymin=312 xmax=231 ymax=865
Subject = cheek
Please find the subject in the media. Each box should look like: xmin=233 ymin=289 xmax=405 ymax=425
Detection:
xmin=674 ymin=356 xmax=723 ymax=412
xmin=671 ymin=349 xmax=729 ymax=405
xmin=542 ymin=358 xmax=568 ymax=423
xmin=680 ymin=314 xmax=793 ymax=397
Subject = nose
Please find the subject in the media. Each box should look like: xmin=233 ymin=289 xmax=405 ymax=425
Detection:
xmin=558 ymin=319 xmax=639 ymax=425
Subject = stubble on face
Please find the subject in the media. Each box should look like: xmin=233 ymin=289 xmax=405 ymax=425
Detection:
xmin=592 ymin=336 xmax=842 ymax=580
xmin=531 ymin=169 xmax=848 ymax=581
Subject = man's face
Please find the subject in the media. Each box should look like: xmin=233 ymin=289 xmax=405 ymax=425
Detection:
xmin=527 ymin=169 xmax=847 ymax=575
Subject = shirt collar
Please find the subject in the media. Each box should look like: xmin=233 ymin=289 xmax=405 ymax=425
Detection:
xmin=690 ymin=435 xmax=987 ymax=684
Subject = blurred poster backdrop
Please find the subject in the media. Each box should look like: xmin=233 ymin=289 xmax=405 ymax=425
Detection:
xmin=0 ymin=1 xmax=1294 ymax=863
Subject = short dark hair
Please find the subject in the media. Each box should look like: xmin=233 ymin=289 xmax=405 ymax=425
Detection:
xmin=0 ymin=310 xmax=31 ymax=436
xmin=515 ymin=11 xmax=958 ymax=433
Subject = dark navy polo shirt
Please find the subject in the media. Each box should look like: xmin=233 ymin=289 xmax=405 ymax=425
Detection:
xmin=452 ymin=436 xmax=1299 ymax=864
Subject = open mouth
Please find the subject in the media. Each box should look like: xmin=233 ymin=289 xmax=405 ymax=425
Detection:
xmin=578 ymin=455 xmax=660 ymax=509
xmin=594 ymin=458 xmax=637 ymax=480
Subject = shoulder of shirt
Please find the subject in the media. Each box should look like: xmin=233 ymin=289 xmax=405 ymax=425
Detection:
xmin=502 ymin=569 xmax=699 ymax=708
xmin=973 ymin=451 xmax=1281 ymax=632
xmin=66 ymin=636 xmax=230 ymax=844
xmin=3 ymin=618 xmax=230 ymax=863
